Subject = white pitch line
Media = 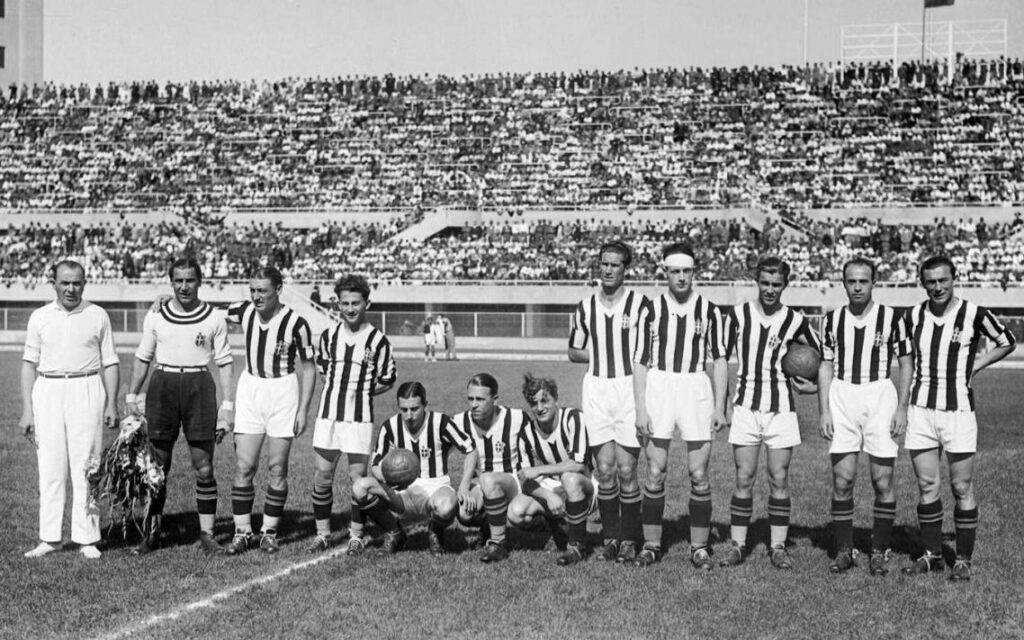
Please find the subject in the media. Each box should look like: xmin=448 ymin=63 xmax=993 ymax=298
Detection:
xmin=90 ymin=548 xmax=346 ymax=640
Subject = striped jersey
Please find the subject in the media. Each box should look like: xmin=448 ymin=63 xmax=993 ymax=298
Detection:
xmin=726 ymin=301 xmax=821 ymax=413
xmin=371 ymin=411 xmax=474 ymax=479
xmin=451 ymin=406 xmax=529 ymax=474
xmin=136 ymin=301 xmax=232 ymax=367
xmin=635 ymin=293 xmax=727 ymax=372
xmin=569 ymin=289 xmax=649 ymax=378
xmin=518 ymin=407 xmax=590 ymax=471
xmin=226 ymin=301 xmax=314 ymax=378
xmin=316 ymin=322 xmax=397 ymax=423
xmin=821 ymin=303 xmax=911 ymax=383
xmin=906 ymin=299 xmax=1015 ymax=411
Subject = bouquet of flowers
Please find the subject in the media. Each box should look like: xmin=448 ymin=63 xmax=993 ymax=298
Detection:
xmin=87 ymin=414 xmax=166 ymax=538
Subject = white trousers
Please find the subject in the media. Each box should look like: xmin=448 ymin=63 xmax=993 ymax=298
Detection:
xmin=33 ymin=375 xmax=105 ymax=544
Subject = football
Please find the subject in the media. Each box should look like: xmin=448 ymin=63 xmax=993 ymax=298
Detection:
xmin=781 ymin=344 xmax=821 ymax=379
xmin=381 ymin=448 xmax=420 ymax=490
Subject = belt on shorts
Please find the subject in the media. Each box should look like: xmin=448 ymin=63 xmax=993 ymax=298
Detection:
xmin=155 ymin=364 xmax=208 ymax=374
xmin=39 ymin=370 xmax=99 ymax=379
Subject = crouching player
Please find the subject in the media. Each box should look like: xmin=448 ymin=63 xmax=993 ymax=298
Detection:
xmin=454 ymin=373 xmax=530 ymax=563
xmin=508 ymin=374 xmax=595 ymax=566
xmin=349 ymin=382 xmax=475 ymax=555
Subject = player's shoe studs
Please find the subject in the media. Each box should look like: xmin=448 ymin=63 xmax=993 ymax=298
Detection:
xmin=259 ymin=530 xmax=280 ymax=554
xmin=479 ymin=539 xmax=510 ymax=563
xmin=829 ymin=548 xmax=858 ymax=574
xmin=346 ymin=536 xmax=367 ymax=557
xmin=306 ymin=533 xmax=331 ymax=554
xmin=690 ymin=546 xmax=713 ymax=571
xmin=949 ymin=556 xmax=972 ymax=582
xmin=556 ymin=543 xmax=586 ymax=566
xmin=596 ymin=539 xmax=620 ymax=562
xmin=615 ymin=540 xmax=638 ymax=564
xmin=198 ymin=531 xmax=225 ymax=556
xmin=868 ymin=549 xmax=890 ymax=576
xmin=719 ymin=540 xmax=746 ymax=567
xmin=381 ymin=528 xmax=406 ymax=554
xmin=633 ymin=546 xmax=662 ymax=568
xmin=769 ymin=544 xmax=793 ymax=570
xmin=901 ymin=550 xmax=944 ymax=576
xmin=427 ymin=528 xmax=446 ymax=556
xmin=225 ymin=531 xmax=255 ymax=556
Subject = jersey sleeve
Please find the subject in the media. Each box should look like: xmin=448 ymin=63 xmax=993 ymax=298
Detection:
xmin=211 ymin=313 xmax=233 ymax=366
xmin=22 ymin=307 xmax=42 ymax=364
xmin=724 ymin=307 xmax=739 ymax=360
xmin=225 ymin=300 xmax=247 ymax=325
xmin=134 ymin=310 xmax=158 ymax=363
xmin=821 ymin=311 xmax=836 ymax=362
xmin=97 ymin=308 xmax=118 ymax=367
xmin=568 ymin=300 xmax=589 ymax=351
xmin=292 ymin=316 xmax=315 ymax=361
xmin=707 ymin=303 xmax=727 ymax=361
xmin=374 ymin=335 xmax=397 ymax=386
xmin=440 ymin=414 xmax=474 ymax=454
xmin=796 ymin=314 xmax=822 ymax=352
xmin=517 ymin=432 xmax=533 ymax=469
xmin=315 ymin=328 xmax=331 ymax=375
xmin=370 ymin=419 xmax=393 ymax=467
xmin=890 ymin=308 xmax=913 ymax=358
xmin=566 ymin=408 xmax=589 ymax=464
xmin=976 ymin=306 xmax=1016 ymax=348
xmin=634 ymin=297 xmax=655 ymax=366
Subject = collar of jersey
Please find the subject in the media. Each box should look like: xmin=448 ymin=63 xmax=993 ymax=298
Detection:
xmin=160 ymin=301 xmax=212 ymax=324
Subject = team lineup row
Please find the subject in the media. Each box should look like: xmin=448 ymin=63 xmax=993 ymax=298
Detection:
xmin=20 ymin=244 xmax=1015 ymax=581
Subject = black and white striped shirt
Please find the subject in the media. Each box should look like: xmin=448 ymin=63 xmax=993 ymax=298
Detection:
xmin=518 ymin=407 xmax=589 ymax=471
xmin=371 ymin=411 xmax=474 ymax=479
xmin=726 ymin=301 xmax=821 ymax=413
xmin=635 ymin=293 xmax=726 ymax=373
xmin=451 ymin=406 xmax=529 ymax=475
xmin=316 ymin=323 xmax=396 ymax=423
xmin=226 ymin=301 xmax=314 ymax=378
xmin=821 ymin=303 xmax=911 ymax=383
xmin=907 ymin=299 xmax=1015 ymax=411
xmin=569 ymin=290 xmax=649 ymax=378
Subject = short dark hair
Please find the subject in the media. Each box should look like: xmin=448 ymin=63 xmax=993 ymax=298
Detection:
xmin=334 ymin=274 xmax=371 ymax=301
xmin=168 ymin=258 xmax=202 ymax=283
xmin=756 ymin=256 xmax=790 ymax=283
xmin=599 ymin=240 xmax=633 ymax=268
xmin=396 ymin=381 xmax=427 ymax=404
xmin=919 ymin=255 xmax=957 ymax=281
xmin=251 ymin=266 xmax=283 ymax=288
xmin=522 ymin=373 xmax=559 ymax=402
xmin=842 ymin=257 xmax=876 ymax=281
xmin=51 ymin=260 xmax=85 ymax=281
xmin=467 ymin=373 xmax=499 ymax=397
xmin=662 ymin=241 xmax=696 ymax=263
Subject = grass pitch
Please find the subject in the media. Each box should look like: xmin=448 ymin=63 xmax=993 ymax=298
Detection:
xmin=3 ymin=354 xmax=1024 ymax=640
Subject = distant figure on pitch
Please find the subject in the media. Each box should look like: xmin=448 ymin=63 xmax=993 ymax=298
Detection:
xmin=422 ymin=315 xmax=437 ymax=362
xmin=21 ymin=260 xmax=120 ymax=560
xmin=438 ymin=314 xmax=457 ymax=360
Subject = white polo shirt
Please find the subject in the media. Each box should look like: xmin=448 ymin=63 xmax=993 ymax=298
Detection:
xmin=23 ymin=301 xmax=118 ymax=374
xmin=136 ymin=301 xmax=232 ymax=368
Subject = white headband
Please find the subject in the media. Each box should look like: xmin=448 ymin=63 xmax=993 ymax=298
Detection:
xmin=663 ymin=253 xmax=695 ymax=269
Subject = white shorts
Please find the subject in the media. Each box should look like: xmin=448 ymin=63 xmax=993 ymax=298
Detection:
xmin=905 ymin=406 xmax=978 ymax=454
xmin=729 ymin=405 xmax=801 ymax=449
xmin=646 ymin=370 xmax=714 ymax=442
xmin=423 ymin=334 xmax=436 ymax=346
xmin=582 ymin=373 xmax=638 ymax=448
xmin=312 ymin=419 xmax=374 ymax=455
xmin=535 ymin=475 xmax=599 ymax=514
xmin=233 ymin=371 xmax=299 ymax=438
xmin=397 ymin=476 xmax=454 ymax=518
xmin=828 ymin=378 xmax=899 ymax=458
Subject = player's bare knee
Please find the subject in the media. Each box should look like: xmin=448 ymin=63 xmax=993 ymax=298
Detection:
xmin=560 ymin=472 xmax=586 ymax=499
xmin=194 ymin=461 xmax=215 ymax=481
xmin=645 ymin=467 xmax=666 ymax=492
xmin=767 ymin=473 xmax=789 ymax=496
xmin=351 ymin=477 xmax=375 ymax=501
xmin=832 ymin=473 xmax=855 ymax=497
xmin=430 ymin=496 xmax=457 ymax=523
xmin=507 ymin=498 xmax=530 ymax=525
xmin=478 ymin=472 xmax=505 ymax=498
xmin=688 ymin=469 xmax=710 ymax=494
xmin=950 ymin=478 xmax=974 ymax=502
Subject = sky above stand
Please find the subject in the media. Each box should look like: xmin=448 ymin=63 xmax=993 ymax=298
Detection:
xmin=44 ymin=0 xmax=1024 ymax=83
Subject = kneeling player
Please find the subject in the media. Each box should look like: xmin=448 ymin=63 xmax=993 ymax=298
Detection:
xmin=350 ymin=382 xmax=475 ymax=555
xmin=508 ymin=374 xmax=595 ymax=566
xmin=454 ymin=373 xmax=529 ymax=563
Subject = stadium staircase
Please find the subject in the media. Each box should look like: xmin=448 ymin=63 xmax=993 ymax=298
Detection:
xmin=386 ymin=209 xmax=482 ymax=243
xmin=281 ymin=285 xmax=336 ymax=337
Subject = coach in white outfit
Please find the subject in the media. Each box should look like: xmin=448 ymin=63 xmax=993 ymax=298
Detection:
xmin=19 ymin=260 xmax=120 ymax=559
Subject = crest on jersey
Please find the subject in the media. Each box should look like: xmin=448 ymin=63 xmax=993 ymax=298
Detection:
xmin=950 ymin=328 xmax=970 ymax=344
xmin=694 ymin=320 xmax=707 ymax=336
xmin=873 ymin=332 xmax=886 ymax=347
xmin=767 ymin=334 xmax=781 ymax=350
xmin=419 ymin=446 xmax=432 ymax=459
xmin=492 ymin=441 xmax=505 ymax=455
xmin=363 ymin=347 xmax=374 ymax=362
xmin=274 ymin=340 xmax=290 ymax=356
xmin=194 ymin=332 xmax=206 ymax=348
xmin=621 ymin=314 xmax=631 ymax=329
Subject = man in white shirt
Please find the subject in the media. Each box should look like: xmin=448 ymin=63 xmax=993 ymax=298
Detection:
xmin=20 ymin=260 xmax=120 ymax=560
